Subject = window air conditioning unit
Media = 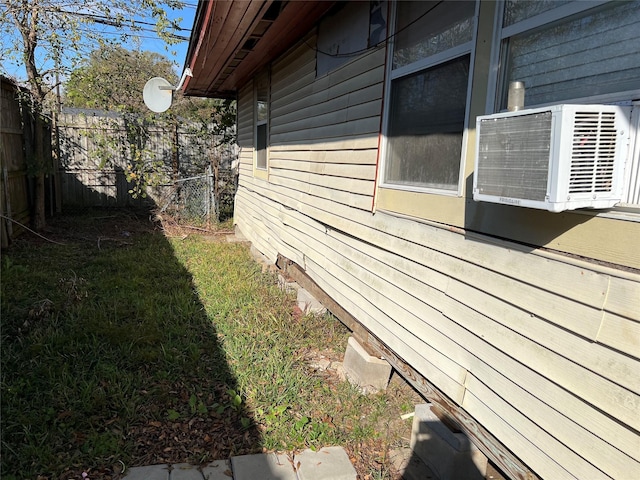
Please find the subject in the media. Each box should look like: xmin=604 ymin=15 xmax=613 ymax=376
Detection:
xmin=473 ymin=104 xmax=631 ymax=212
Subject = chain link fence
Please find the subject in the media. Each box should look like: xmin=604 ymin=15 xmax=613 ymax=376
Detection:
xmin=159 ymin=164 xmax=237 ymax=225
xmin=160 ymin=169 xmax=213 ymax=226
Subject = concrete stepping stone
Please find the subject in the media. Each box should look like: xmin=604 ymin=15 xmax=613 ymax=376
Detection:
xmin=295 ymin=446 xmax=357 ymax=480
xmin=202 ymin=460 xmax=232 ymax=480
xmin=122 ymin=464 xmax=170 ymax=479
xmin=120 ymin=446 xmax=356 ymax=479
xmin=231 ymin=452 xmax=297 ymax=480
xmin=171 ymin=463 xmax=204 ymax=480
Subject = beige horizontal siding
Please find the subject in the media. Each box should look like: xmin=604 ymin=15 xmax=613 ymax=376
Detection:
xmin=274 ymin=83 xmax=383 ymax=128
xmin=268 ymin=148 xmax=378 ymax=165
xmin=271 ymin=135 xmax=380 ymax=152
xmin=270 ymin=38 xmax=384 ymax=149
xmin=268 ymin=167 xmax=374 ymax=196
xmin=268 ymin=174 xmax=372 ymax=211
xmin=235 ymin=184 xmax=640 ymax=479
xmin=270 ymin=99 xmax=382 ymax=136
xmin=269 ymin=158 xmax=376 ymax=180
xmin=270 ymin=116 xmax=380 ymax=145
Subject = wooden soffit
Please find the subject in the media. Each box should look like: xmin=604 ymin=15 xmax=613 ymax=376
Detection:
xmin=183 ymin=0 xmax=337 ymax=98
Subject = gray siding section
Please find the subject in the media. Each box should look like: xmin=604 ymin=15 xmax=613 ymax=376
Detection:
xmin=266 ymin=37 xmax=382 ymax=211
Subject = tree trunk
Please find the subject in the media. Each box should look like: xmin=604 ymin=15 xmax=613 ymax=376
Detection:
xmin=32 ymin=174 xmax=46 ymax=231
xmin=30 ymin=105 xmax=47 ymax=230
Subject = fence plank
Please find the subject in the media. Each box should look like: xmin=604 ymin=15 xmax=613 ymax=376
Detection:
xmin=1 ymin=76 xmax=33 ymax=244
xmin=57 ymin=110 xmax=238 ymax=214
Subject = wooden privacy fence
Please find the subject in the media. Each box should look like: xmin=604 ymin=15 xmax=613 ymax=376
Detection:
xmin=57 ymin=108 xmax=238 ymax=217
xmin=1 ymin=76 xmax=55 ymax=247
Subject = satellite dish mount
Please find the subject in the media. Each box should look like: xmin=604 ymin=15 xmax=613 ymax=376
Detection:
xmin=143 ymin=68 xmax=193 ymax=113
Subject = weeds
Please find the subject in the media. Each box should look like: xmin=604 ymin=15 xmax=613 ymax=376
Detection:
xmin=1 ymin=210 xmax=419 ymax=479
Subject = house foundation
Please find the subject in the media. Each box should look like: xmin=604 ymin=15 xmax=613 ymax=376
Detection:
xmin=342 ymin=336 xmax=392 ymax=394
xmin=411 ymin=403 xmax=488 ymax=480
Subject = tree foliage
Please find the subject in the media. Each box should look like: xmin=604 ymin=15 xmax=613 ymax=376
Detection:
xmin=0 ymin=0 xmax=185 ymax=90
xmin=60 ymin=43 xmax=237 ymax=202
xmin=63 ymin=43 xmax=236 ymax=139
xmin=65 ymin=45 xmax=178 ymax=112
xmin=0 ymin=0 xmax=185 ymax=229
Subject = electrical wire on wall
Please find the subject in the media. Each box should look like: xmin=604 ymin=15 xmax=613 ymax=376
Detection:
xmin=305 ymin=1 xmax=443 ymax=59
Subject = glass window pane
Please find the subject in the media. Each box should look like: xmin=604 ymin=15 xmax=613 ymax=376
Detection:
xmin=501 ymin=2 xmax=640 ymax=108
xmin=256 ymin=124 xmax=267 ymax=169
xmin=256 ymin=74 xmax=268 ymax=122
xmin=393 ymin=1 xmax=475 ymax=69
xmin=257 ymin=101 xmax=267 ymax=122
xmin=503 ymin=0 xmax=571 ymax=27
xmin=255 ymin=71 xmax=268 ymax=171
xmin=385 ymin=55 xmax=470 ymax=190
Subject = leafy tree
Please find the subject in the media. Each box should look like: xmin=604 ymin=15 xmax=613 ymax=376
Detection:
xmin=63 ymin=42 xmax=235 ymax=136
xmin=65 ymin=45 xmax=178 ymax=112
xmin=0 ymin=0 xmax=185 ymax=229
xmin=61 ymin=43 xmax=236 ymax=200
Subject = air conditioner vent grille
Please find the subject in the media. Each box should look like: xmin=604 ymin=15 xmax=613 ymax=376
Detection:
xmin=476 ymin=112 xmax=551 ymax=201
xmin=569 ymin=111 xmax=618 ymax=193
xmin=474 ymin=104 xmax=629 ymax=212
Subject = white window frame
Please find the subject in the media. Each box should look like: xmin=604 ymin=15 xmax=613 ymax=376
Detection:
xmin=378 ymin=1 xmax=479 ymax=197
xmin=486 ymin=0 xmax=640 ymax=215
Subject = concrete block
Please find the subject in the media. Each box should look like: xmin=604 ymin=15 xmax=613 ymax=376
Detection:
xmin=342 ymin=336 xmax=391 ymax=393
xmin=249 ymin=245 xmax=276 ymax=272
xmin=170 ymin=463 xmax=203 ymax=480
xmin=297 ymin=288 xmax=327 ymax=315
xmin=389 ymin=447 xmax=435 ymax=480
xmin=231 ymin=452 xmax=297 ymax=480
xmin=277 ymin=273 xmax=299 ymax=295
xmin=232 ymin=225 xmax=248 ymax=241
xmin=295 ymin=446 xmax=356 ymax=480
xmin=121 ymin=464 xmax=170 ymax=480
xmin=201 ymin=459 xmax=232 ymax=480
xmin=226 ymin=226 xmax=250 ymax=244
xmin=411 ymin=404 xmax=488 ymax=480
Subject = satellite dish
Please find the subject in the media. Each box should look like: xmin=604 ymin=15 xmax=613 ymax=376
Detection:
xmin=143 ymin=77 xmax=173 ymax=113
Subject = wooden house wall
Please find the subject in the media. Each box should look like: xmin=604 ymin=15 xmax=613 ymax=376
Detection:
xmin=233 ymin=32 xmax=640 ymax=480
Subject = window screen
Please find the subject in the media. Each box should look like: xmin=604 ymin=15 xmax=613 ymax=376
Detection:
xmin=385 ymin=55 xmax=470 ymax=190
xmin=382 ymin=1 xmax=476 ymax=192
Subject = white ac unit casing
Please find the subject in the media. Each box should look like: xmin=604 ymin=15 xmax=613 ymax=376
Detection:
xmin=473 ymin=104 xmax=631 ymax=212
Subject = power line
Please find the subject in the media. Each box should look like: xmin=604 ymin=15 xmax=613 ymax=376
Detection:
xmin=306 ymin=1 xmax=443 ymax=58
xmin=40 ymin=6 xmax=192 ymax=37
xmin=74 ymin=27 xmax=189 ymax=42
xmin=61 ymin=9 xmax=192 ymax=32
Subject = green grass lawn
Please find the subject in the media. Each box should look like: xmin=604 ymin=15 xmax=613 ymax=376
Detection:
xmin=1 ymin=210 xmax=418 ymax=479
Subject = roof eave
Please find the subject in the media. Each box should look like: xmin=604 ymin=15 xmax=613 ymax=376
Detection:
xmin=183 ymin=0 xmax=336 ymax=98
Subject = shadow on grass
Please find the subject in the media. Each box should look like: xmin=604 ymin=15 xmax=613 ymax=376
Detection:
xmin=0 ymin=208 xmax=261 ymax=479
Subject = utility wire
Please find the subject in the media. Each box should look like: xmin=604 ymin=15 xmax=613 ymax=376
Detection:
xmin=74 ymin=27 xmax=189 ymax=42
xmin=54 ymin=9 xmax=192 ymax=32
xmin=307 ymin=1 xmax=443 ymax=58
